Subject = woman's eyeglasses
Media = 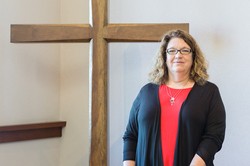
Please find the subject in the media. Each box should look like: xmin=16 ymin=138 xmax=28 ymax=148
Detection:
xmin=166 ymin=48 xmax=192 ymax=55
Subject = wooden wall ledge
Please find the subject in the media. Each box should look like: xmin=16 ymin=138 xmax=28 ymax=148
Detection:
xmin=0 ymin=121 xmax=66 ymax=143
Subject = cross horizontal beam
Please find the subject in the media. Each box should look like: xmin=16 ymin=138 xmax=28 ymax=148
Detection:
xmin=103 ymin=23 xmax=189 ymax=42
xmin=11 ymin=24 xmax=92 ymax=43
xmin=11 ymin=23 xmax=189 ymax=43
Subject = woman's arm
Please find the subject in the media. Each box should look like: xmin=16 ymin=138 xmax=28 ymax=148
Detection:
xmin=123 ymin=160 xmax=135 ymax=166
xmin=196 ymin=85 xmax=226 ymax=164
xmin=123 ymin=90 xmax=141 ymax=164
xmin=190 ymin=154 xmax=206 ymax=166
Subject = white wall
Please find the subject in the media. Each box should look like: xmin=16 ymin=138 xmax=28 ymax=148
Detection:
xmin=0 ymin=0 xmax=61 ymax=166
xmin=59 ymin=0 xmax=90 ymax=166
xmin=0 ymin=0 xmax=90 ymax=166
xmin=108 ymin=0 xmax=250 ymax=166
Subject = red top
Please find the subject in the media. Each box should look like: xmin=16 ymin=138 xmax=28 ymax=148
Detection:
xmin=159 ymin=85 xmax=192 ymax=166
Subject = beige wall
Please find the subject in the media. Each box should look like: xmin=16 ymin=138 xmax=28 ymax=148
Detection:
xmin=0 ymin=0 xmax=89 ymax=166
xmin=59 ymin=0 xmax=89 ymax=166
xmin=0 ymin=0 xmax=61 ymax=166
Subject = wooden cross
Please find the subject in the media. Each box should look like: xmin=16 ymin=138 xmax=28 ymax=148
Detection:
xmin=11 ymin=0 xmax=188 ymax=165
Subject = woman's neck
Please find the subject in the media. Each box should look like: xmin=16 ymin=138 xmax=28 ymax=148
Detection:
xmin=167 ymin=74 xmax=193 ymax=89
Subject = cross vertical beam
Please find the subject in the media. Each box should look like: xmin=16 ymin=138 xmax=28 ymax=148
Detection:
xmin=90 ymin=0 xmax=108 ymax=165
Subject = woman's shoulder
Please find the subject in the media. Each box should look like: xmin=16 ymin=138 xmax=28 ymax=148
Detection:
xmin=195 ymin=81 xmax=220 ymax=92
xmin=135 ymin=83 xmax=160 ymax=103
xmin=136 ymin=83 xmax=159 ymax=98
xmin=140 ymin=82 xmax=159 ymax=91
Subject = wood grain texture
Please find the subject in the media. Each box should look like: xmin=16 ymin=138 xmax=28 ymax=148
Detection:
xmin=104 ymin=23 xmax=189 ymax=42
xmin=0 ymin=121 xmax=66 ymax=143
xmin=11 ymin=24 xmax=92 ymax=42
xmin=89 ymin=0 xmax=108 ymax=165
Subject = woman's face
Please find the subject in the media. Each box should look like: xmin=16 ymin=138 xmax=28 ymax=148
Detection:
xmin=166 ymin=37 xmax=193 ymax=76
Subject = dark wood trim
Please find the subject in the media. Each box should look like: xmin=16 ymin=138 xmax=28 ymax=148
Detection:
xmin=0 ymin=121 xmax=66 ymax=143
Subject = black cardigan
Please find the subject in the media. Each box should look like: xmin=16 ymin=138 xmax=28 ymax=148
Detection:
xmin=123 ymin=82 xmax=226 ymax=166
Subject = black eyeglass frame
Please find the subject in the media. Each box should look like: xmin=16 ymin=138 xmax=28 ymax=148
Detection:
xmin=166 ymin=48 xmax=193 ymax=55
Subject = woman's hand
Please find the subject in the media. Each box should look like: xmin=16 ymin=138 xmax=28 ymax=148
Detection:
xmin=190 ymin=154 xmax=206 ymax=166
xmin=123 ymin=160 xmax=135 ymax=166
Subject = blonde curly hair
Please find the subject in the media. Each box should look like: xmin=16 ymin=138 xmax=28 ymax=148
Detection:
xmin=149 ymin=29 xmax=209 ymax=85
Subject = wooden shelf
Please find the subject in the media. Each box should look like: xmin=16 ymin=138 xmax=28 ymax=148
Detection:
xmin=0 ymin=121 xmax=66 ymax=143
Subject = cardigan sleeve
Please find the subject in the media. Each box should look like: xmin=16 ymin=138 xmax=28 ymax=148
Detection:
xmin=196 ymin=85 xmax=226 ymax=164
xmin=123 ymin=91 xmax=141 ymax=161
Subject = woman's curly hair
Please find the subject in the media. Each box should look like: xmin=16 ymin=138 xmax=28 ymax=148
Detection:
xmin=148 ymin=29 xmax=209 ymax=85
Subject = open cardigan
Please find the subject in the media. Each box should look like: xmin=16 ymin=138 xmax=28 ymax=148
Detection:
xmin=123 ymin=82 xmax=226 ymax=166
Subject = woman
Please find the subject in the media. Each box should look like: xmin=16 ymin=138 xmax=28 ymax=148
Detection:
xmin=123 ymin=29 xmax=226 ymax=166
